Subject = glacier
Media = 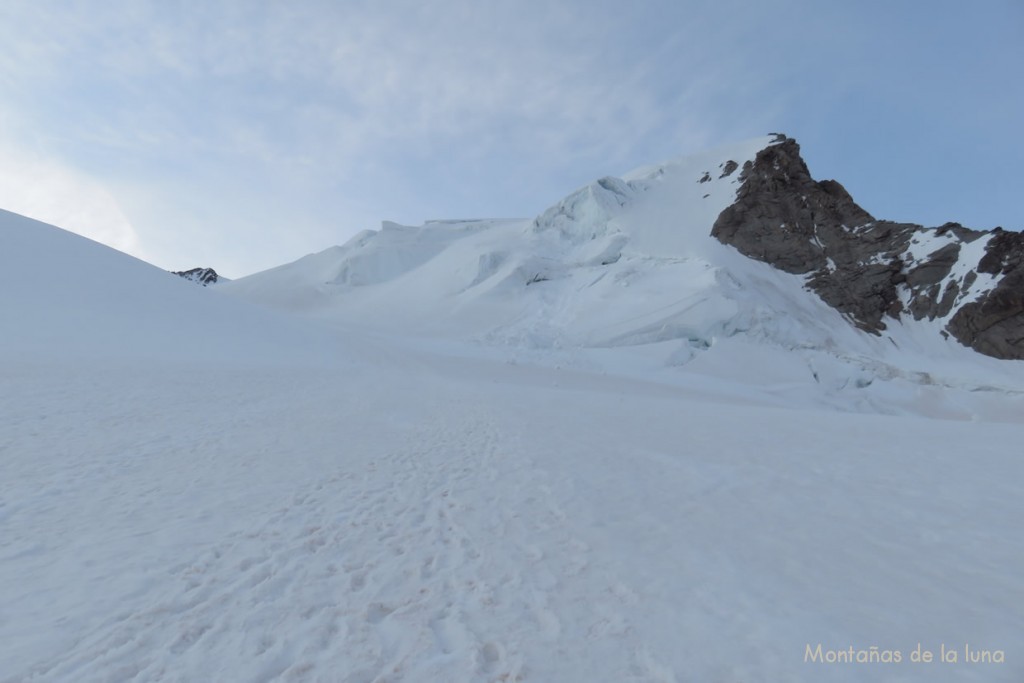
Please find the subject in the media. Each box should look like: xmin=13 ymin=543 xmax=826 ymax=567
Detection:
xmin=2 ymin=134 xmax=1022 ymax=682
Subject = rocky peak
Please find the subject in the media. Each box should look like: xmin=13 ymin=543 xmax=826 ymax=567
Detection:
xmin=173 ymin=267 xmax=220 ymax=286
xmin=711 ymin=136 xmax=1024 ymax=360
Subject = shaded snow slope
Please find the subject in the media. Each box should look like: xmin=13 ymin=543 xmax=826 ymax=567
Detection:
xmin=0 ymin=209 xmax=343 ymax=366
xmin=224 ymin=139 xmax=1024 ymax=418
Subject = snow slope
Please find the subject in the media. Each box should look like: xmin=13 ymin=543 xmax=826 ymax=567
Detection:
xmin=223 ymin=138 xmax=785 ymax=346
xmin=0 ymin=209 xmax=343 ymax=367
xmin=2 ymin=180 xmax=1022 ymax=681
xmin=224 ymin=139 xmax=1024 ymax=420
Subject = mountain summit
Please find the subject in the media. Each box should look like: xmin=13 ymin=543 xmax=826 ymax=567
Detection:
xmin=713 ymin=136 xmax=1024 ymax=359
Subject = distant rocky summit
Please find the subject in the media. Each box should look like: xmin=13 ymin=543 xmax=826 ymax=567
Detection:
xmin=173 ymin=267 xmax=220 ymax=286
xmin=712 ymin=136 xmax=1024 ymax=360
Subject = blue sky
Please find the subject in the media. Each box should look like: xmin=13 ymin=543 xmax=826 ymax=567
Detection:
xmin=0 ymin=0 xmax=1021 ymax=278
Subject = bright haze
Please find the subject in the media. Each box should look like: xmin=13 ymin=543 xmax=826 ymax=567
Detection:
xmin=0 ymin=0 xmax=1020 ymax=278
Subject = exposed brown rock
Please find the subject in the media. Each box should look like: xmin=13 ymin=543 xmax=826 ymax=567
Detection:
xmin=719 ymin=160 xmax=739 ymax=178
xmin=947 ymin=234 xmax=1024 ymax=357
xmin=711 ymin=136 xmax=1024 ymax=359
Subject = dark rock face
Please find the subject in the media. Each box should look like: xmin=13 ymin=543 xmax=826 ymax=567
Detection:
xmin=711 ymin=137 xmax=1024 ymax=359
xmin=173 ymin=267 xmax=220 ymax=286
xmin=947 ymin=230 xmax=1024 ymax=359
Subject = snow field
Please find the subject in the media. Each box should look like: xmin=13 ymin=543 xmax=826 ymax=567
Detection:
xmin=2 ymin=353 xmax=1022 ymax=682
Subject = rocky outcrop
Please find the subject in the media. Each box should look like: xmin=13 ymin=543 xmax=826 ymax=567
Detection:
xmin=173 ymin=267 xmax=220 ymax=286
xmin=711 ymin=137 xmax=1024 ymax=360
xmin=947 ymin=230 xmax=1024 ymax=359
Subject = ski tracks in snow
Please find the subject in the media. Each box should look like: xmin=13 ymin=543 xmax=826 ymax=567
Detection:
xmin=15 ymin=400 xmax=650 ymax=682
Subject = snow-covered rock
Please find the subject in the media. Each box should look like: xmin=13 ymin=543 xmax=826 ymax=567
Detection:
xmin=172 ymin=267 xmax=222 ymax=286
xmin=712 ymin=136 xmax=1024 ymax=359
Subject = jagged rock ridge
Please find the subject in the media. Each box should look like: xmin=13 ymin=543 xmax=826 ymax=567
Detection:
xmin=711 ymin=137 xmax=1024 ymax=360
xmin=173 ymin=267 xmax=220 ymax=286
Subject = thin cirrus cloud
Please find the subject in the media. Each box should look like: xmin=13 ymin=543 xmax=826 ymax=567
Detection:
xmin=0 ymin=1 xmax=710 ymax=277
xmin=0 ymin=1 xmax=1020 ymax=277
xmin=13 ymin=2 xmax=673 ymax=161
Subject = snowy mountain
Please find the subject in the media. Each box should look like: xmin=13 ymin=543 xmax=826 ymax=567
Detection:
xmin=224 ymin=135 xmax=794 ymax=347
xmin=2 ymin=146 xmax=1022 ymax=683
xmin=224 ymin=135 xmax=1024 ymax=418
xmin=712 ymin=136 xmax=1024 ymax=360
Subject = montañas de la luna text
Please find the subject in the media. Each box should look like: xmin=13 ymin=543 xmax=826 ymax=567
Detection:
xmin=804 ymin=643 xmax=1005 ymax=664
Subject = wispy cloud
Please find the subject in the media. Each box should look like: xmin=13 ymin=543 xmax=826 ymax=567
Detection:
xmin=1 ymin=2 xmax=677 ymax=168
xmin=1 ymin=1 xmax=722 ymax=274
xmin=0 ymin=1 xmax=1020 ymax=276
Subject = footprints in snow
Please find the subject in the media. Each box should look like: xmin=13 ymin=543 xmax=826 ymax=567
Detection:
xmin=23 ymin=410 xmax=636 ymax=682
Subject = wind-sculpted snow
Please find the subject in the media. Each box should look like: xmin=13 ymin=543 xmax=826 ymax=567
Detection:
xmin=530 ymin=175 xmax=635 ymax=243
